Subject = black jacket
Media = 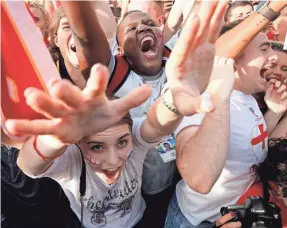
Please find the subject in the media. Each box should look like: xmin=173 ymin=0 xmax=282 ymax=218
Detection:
xmin=1 ymin=145 xmax=81 ymax=228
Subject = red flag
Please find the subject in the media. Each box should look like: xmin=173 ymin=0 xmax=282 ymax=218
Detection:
xmin=1 ymin=1 xmax=61 ymax=139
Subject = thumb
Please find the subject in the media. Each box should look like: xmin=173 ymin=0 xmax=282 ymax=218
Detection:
xmin=178 ymin=93 xmax=214 ymax=116
xmin=113 ymin=85 xmax=152 ymax=116
xmin=198 ymin=93 xmax=214 ymax=113
xmin=82 ymin=64 xmax=109 ymax=98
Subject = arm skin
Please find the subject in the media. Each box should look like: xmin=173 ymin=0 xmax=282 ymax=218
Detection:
xmin=93 ymin=0 xmax=117 ymax=40
xmin=216 ymin=1 xmax=287 ymax=59
xmin=270 ymin=115 xmax=287 ymax=139
xmin=141 ymin=89 xmax=183 ymax=143
xmin=176 ymin=101 xmax=230 ymax=194
xmin=17 ymin=135 xmax=67 ymax=176
xmin=61 ymin=1 xmax=111 ymax=80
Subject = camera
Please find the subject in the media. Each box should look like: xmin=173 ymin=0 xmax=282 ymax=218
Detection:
xmin=220 ymin=196 xmax=282 ymax=228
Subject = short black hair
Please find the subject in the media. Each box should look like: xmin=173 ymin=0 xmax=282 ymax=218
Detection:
xmin=270 ymin=41 xmax=287 ymax=54
xmin=224 ymin=1 xmax=254 ymax=22
xmin=116 ymin=10 xmax=143 ymax=45
xmin=255 ymin=138 xmax=287 ymax=198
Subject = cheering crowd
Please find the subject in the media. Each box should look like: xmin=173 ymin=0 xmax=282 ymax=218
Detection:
xmin=1 ymin=0 xmax=287 ymax=228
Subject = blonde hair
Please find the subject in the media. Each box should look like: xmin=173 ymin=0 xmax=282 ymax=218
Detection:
xmin=48 ymin=7 xmax=66 ymax=62
xmin=27 ymin=1 xmax=50 ymax=40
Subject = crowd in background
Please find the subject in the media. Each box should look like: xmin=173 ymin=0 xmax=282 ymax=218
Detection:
xmin=1 ymin=0 xmax=287 ymax=228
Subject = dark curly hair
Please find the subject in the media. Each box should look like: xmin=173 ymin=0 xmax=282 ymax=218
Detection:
xmin=254 ymin=138 xmax=287 ymax=199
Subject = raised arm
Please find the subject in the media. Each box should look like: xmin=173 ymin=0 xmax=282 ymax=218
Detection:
xmin=216 ymin=1 xmax=287 ymax=59
xmin=61 ymin=1 xmax=111 ymax=80
xmin=176 ymin=57 xmax=234 ymax=195
xmin=164 ymin=0 xmax=235 ymax=194
xmin=6 ymin=64 xmax=152 ymax=176
xmin=140 ymin=0 xmax=229 ymax=143
xmin=93 ymin=0 xmax=117 ymax=40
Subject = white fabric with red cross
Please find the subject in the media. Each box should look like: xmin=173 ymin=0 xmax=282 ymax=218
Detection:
xmin=173 ymin=90 xmax=268 ymax=226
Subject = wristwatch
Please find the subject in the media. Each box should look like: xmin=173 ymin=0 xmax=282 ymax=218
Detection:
xmin=257 ymin=2 xmax=280 ymax=21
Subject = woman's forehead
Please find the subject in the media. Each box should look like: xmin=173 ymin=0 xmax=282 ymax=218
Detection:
xmin=84 ymin=124 xmax=131 ymax=142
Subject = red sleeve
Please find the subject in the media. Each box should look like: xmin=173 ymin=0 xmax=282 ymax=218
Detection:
xmin=107 ymin=55 xmax=130 ymax=94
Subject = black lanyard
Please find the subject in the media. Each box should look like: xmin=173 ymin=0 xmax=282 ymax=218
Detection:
xmin=76 ymin=145 xmax=86 ymax=228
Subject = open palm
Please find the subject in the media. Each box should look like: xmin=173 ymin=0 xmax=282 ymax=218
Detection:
xmin=165 ymin=0 xmax=229 ymax=116
xmin=5 ymin=64 xmax=152 ymax=145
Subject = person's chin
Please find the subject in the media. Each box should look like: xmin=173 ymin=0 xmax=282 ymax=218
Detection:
xmin=139 ymin=56 xmax=162 ymax=73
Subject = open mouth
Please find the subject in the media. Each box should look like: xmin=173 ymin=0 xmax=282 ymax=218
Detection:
xmin=265 ymin=74 xmax=281 ymax=82
xmin=140 ymin=35 xmax=157 ymax=58
xmin=261 ymin=67 xmax=281 ymax=82
xmin=101 ymin=167 xmax=121 ymax=179
xmin=70 ymin=44 xmax=76 ymax=52
xmin=66 ymin=34 xmax=79 ymax=67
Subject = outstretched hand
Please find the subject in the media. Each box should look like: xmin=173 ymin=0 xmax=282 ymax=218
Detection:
xmin=5 ymin=64 xmax=152 ymax=145
xmin=165 ymin=0 xmax=229 ymax=116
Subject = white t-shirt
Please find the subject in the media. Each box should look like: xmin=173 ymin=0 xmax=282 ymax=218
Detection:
xmin=107 ymin=33 xmax=179 ymax=195
xmin=26 ymin=118 xmax=159 ymax=228
xmin=174 ymin=90 xmax=268 ymax=226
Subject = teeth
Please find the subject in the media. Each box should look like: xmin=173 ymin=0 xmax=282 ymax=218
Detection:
xmin=104 ymin=168 xmax=118 ymax=172
xmin=141 ymin=36 xmax=154 ymax=46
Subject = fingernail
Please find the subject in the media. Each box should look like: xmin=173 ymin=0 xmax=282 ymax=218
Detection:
xmin=231 ymin=212 xmax=237 ymax=217
xmin=92 ymin=64 xmax=104 ymax=73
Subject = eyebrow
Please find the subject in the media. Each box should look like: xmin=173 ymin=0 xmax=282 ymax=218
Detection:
xmin=125 ymin=22 xmax=137 ymax=28
xmin=259 ymin=42 xmax=271 ymax=48
xmin=142 ymin=19 xmax=154 ymax=24
xmin=87 ymin=133 xmax=131 ymax=145
xmin=60 ymin=21 xmax=69 ymax=27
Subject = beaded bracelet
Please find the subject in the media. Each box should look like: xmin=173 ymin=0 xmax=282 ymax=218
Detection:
xmin=161 ymin=85 xmax=180 ymax=115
